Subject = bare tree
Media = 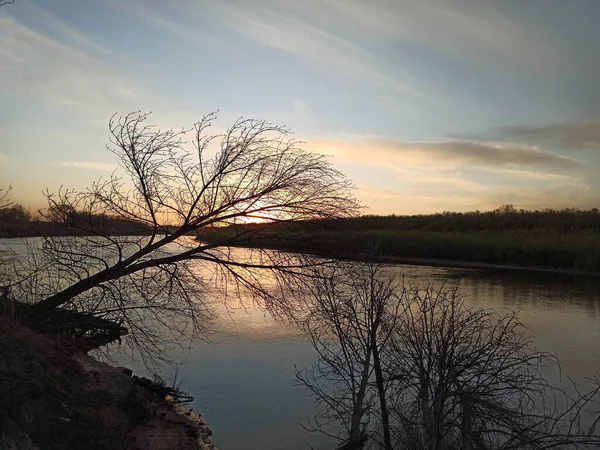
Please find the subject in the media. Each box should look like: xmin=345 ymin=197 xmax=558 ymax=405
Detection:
xmin=296 ymin=267 xmax=600 ymax=450
xmin=387 ymin=284 xmax=600 ymax=450
xmin=0 ymin=0 xmax=16 ymax=6
xmin=5 ymin=111 xmax=358 ymax=363
xmin=296 ymin=262 xmax=402 ymax=449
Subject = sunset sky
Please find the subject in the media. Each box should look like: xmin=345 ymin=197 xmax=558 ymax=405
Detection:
xmin=1 ymin=0 xmax=600 ymax=214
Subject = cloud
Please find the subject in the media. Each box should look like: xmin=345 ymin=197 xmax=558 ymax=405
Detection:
xmin=59 ymin=161 xmax=118 ymax=171
xmin=408 ymin=141 xmax=579 ymax=170
xmin=207 ymin=1 xmax=435 ymax=101
xmin=0 ymin=12 xmax=151 ymax=116
xmin=118 ymin=1 xmax=223 ymax=49
xmin=311 ymin=137 xmax=580 ymax=172
xmin=306 ymin=135 xmax=594 ymax=214
xmin=497 ymin=123 xmax=600 ymax=150
xmin=320 ymin=0 xmax=565 ymax=72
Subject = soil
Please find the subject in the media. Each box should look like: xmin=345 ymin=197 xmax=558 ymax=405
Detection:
xmin=0 ymin=309 xmax=216 ymax=450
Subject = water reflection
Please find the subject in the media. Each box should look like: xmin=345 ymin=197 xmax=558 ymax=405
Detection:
xmin=173 ymin=258 xmax=600 ymax=450
xmin=3 ymin=239 xmax=600 ymax=450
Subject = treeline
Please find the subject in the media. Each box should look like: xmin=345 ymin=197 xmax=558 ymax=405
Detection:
xmin=197 ymin=206 xmax=600 ymax=272
xmin=5 ymin=203 xmax=600 ymax=271
xmin=0 ymin=204 xmax=152 ymax=237
xmin=330 ymin=205 xmax=600 ymax=233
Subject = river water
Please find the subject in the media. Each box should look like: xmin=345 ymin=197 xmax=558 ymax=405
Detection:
xmin=143 ymin=260 xmax=600 ymax=450
xmin=3 ymin=239 xmax=600 ymax=449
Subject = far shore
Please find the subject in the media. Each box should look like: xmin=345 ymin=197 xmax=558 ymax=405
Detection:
xmin=370 ymin=255 xmax=600 ymax=276
xmin=2 ymin=233 xmax=599 ymax=277
xmin=196 ymin=239 xmax=600 ymax=277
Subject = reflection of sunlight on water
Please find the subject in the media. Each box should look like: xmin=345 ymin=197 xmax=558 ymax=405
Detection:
xmin=166 ymin=238 xmax=304 ymax=340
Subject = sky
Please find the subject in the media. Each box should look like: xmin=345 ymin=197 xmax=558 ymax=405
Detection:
xmin=1 ymin=0 xmax=600 ymax=215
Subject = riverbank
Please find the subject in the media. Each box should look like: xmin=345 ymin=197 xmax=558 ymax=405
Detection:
xmin=0 ymin=310 xmax=216 ymax=450
xmin=348 ymin=254 xmax=600 ymax=276
xmin=196 ymin=224 xmax=600 ymax=275
xmin=198 ymin=236 xmax=600 ymax=277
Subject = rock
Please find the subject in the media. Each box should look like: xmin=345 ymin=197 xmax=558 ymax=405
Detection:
xmin=120 ymin=367 xmax=133 ymax=377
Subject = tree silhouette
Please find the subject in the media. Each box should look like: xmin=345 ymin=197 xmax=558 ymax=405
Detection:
xmin=6 ymin=111 xmax=359 ymax=363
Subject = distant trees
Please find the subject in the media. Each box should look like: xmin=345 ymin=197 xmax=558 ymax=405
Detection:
xmin=298 ymin=264 xmax=600 ymax=449
xmin=4 ymin=111 xmax=359 ymax=363
xmin=0 ymin=204 xmax=31 ymax=235
xmin=192 ymin=205 xmax=600 ymax=271
xmin=0 ymin=187 xmax=31 ymax=236
xmin=334 ymin=206 xmax=600 ymax=233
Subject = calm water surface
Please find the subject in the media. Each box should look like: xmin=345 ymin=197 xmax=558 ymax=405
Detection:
xmin=153 ymin=262 xmax=600 ymax=450
xmin=3 ymin=239 xmax=600 ymax=450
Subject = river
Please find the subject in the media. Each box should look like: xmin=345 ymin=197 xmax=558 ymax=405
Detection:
xmin=3 ymin=239 xmax=600 ymax=449
xmin=133 ymin=256 xmax=600 ymax=450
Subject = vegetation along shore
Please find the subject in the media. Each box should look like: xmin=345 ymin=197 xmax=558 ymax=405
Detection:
xmin=195 ymin=206 xmax=600 ymax=274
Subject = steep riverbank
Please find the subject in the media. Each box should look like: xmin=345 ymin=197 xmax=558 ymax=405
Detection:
xmin=0 ymin=313 xmax=216 ymax=450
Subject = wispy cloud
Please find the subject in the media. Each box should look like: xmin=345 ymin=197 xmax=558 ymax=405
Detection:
xmin=118 ymin=1 xmax=223 ymax=48
xmin=321 ymin=0 xmax=565 ymax=72
xmin=207 ymin=1 xmax=435 ymax=101
xmin=496 ymin=123 xmax=600 ymax=150
xmin=311 ymin=137 xmax=580 ymax=172
xmin=306 ymin=134 xmax=594 ymax=214
xmin=0 ymin=16 xmax=138 ymax=113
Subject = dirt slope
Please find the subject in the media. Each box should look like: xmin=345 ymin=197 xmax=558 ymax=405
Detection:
xmin=0 ymin=315 xmax=216 ymax=450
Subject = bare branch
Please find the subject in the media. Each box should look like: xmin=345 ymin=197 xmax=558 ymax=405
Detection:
xmin=5 ymin=111 xmax=359 ymax=367
xmin=297 ymin=266 xmax=600 ymax=450
xmin=0 ymin=185 xmax=13 ymax=209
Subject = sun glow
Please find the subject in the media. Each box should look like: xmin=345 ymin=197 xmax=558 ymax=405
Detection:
xmin=227 ymin=200 xmax=285 ymax=224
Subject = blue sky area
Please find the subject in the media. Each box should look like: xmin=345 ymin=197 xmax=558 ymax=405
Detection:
xmin=1 ymin=0 xmax=599 ymax=214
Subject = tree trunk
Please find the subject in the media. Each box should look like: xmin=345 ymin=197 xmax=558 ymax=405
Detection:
xmin=458 ymin=383 xmax=473 ymax=450
xmin=372 ymin=333 xmax=392 ymax=450
xmin=31 ymin=264 xmax=123 ymax=314
xmin=350 ymin=346 xmax=372 ymax=442
xmin=31 ymin=230 xmax=189 ymax=314
xmin=419 ymin=366 xmax=435 ymax=450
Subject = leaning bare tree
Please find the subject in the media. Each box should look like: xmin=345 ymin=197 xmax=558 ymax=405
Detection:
xmin=6 ymin=111 xmax=359 ymax=364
